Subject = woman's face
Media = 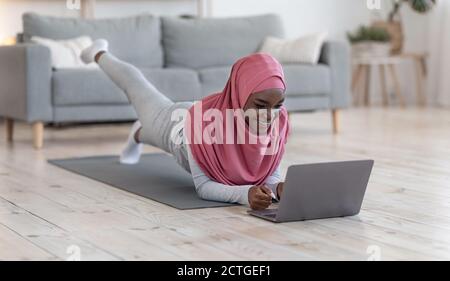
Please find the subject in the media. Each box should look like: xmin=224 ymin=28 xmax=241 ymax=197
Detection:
xmin=243 ymin=89 xmax=285 ymax=134
xmin=244 ymin=88 xmax=285 ymax=119
xmin=244 ymin=88 xmax=285 ymax=109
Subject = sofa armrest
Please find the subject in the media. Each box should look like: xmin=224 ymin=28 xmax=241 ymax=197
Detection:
xmin=319 ymin=41 xmax=351 ymax=108
xmin=0 ymin=43 xmax=52 ymax=122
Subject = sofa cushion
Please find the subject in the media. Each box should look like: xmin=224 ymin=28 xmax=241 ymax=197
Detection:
xmin=162 ymin=14 xmax=284 ymax=69
xmin=23 ymin=13 xmax=163 ymax=68
xmin=198 ymin=66 xmax=231 ymax=97
xmin=282 ymin=64 xmax=332 ymax=96
xmin=198 ymin=64 xmax=331 ymax=98
xmin=52 ymin=68 xmax=201 ymax=106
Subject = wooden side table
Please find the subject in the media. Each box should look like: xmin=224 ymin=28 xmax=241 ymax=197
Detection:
xmin=352 ymin=53 xmax=427 ymax=107
xmin=352 ymin=56 xmax=404 ymax=107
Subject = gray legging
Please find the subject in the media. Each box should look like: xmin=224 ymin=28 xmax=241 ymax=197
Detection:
xmin=98 ymin=53 xmax=193 ymax=167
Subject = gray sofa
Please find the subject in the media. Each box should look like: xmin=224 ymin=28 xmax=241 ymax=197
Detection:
xmin=0 ymin=13 xmax=350 ymax=149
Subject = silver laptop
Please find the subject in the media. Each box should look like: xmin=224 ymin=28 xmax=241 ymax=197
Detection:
xmin=248 ymin=160 xmax=374 ymax=223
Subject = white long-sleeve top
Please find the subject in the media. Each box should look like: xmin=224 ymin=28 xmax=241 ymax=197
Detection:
xmin=184 ymin=136 xmax=283 ymax=206
xmin=170 ymin=123 xmax=283 ymax=206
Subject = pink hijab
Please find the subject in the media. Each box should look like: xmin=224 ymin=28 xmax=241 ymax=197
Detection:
xmin=186 ymin=53 xmax=290 ymax=186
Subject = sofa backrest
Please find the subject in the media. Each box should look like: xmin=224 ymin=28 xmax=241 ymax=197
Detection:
xmin=162 ymin=14 xmax=284 ymax=69
xmin=22 ymin=13 xmax=163 ymax=68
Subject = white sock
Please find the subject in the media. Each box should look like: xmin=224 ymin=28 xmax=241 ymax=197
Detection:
xmin=81 ymin=39 xmax=109 ymax=64
xmin=120 ymin=121 xmax=143 ymax=165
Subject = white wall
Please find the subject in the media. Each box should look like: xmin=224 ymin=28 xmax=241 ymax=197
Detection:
xmin=94 ymin=0 xmax=196 ymax=18
xmin=0 ymin=0 xmax=77 ymax=40
xmin=212 ymin=0 xmax=432 ymax=105
xmin=1 ymin=0 xmax=384 ymax=42
xmin=212 ymin=0 xmax=380 ymax=41
xmin=212 ymin=0 xmax=428 ymax=53
xmin=0 ymin=0 xmax=433 ymax=106
xmin=0 ymin=0 xmax=197 ymax=41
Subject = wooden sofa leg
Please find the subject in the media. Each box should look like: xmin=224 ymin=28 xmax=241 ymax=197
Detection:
xmin=32 ymin=122 xmax=44 ymax=149
xmin=332 ymin=109 xmax=340 ymax=134
xmin=5 ymin=118 xmax=14 ymax=142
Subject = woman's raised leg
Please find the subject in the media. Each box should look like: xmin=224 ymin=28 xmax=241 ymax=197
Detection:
xmin=81 ymin=40 xmax=191 ymax=155
xmin=97 ymin=52 xmax=174 ymax=121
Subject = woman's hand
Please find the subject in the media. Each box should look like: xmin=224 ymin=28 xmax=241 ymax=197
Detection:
xmin=248 ymin=185 xmax=273 ymax=210
xmin=276 ymin=182 xmax=285 ymax=200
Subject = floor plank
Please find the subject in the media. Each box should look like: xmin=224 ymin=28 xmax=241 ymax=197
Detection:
xmin=1 ymin=107 xmax=450 ymax=260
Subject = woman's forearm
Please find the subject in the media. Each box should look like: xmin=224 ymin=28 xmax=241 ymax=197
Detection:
xmin=186 ymin=144 xmax=282 ymax=205
xmin=195 ymin=178 xmax=253 ymax=205
xmin=186 ymin=145 xmax=252 ymax=205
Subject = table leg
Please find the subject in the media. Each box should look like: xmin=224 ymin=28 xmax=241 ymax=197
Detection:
xmin=364 ymin=65 xmax=371 ymax=106
xmin=414 ymin=59 xmax=426 ymax=106
xmin=388 ymin=64 xmax=406 ymax=107
xmin=420 ymin=56 xmax=428 ymax=77
xmin=379 ymin=65 xmax=389 ymax=106
xmin=5 ymin=118 xmax=14 ymax=142
xmin=356 ymin=66 xmax=367 ymax=106
xmin=352 ymin=65 xmax=364 ymax=105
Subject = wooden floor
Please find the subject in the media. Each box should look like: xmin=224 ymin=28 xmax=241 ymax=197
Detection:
xmin=1 ymin=107 xmax=450 ymax=261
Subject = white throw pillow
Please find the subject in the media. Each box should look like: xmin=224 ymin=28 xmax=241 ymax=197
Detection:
xmin=31 ymin=36 xmax=97 ymax=69
xmin=259 ymin=33 xmax=328 ymax=64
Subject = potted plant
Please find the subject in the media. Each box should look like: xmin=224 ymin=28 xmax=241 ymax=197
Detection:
xmin=347 ymin=26 xmax=392 ymax=58
xmin=373 ymin=0 xmax=436 ymax=54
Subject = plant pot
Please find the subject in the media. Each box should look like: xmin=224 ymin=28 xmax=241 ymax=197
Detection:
xmin=372 ymin=20 xmax=404 ymax=55
xmin=351 ymin=42 xmax=392 ymax=58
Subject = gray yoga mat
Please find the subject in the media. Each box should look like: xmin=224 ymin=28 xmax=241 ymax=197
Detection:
xmin=49 ymin=154 xmax=235 ymax=210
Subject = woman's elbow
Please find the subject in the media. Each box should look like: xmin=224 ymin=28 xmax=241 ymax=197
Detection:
xmin=195 ymin=185 xmax=210 ymax=201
